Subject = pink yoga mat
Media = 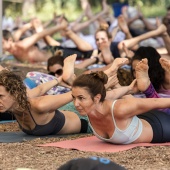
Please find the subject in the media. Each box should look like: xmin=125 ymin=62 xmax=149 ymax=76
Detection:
xmin=39 ymin=136 xmax=170 ymax=153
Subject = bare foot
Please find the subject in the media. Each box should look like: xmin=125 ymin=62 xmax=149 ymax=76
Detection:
xmin=104 ymin=58 xmax=129 ymax=77
xmin=156 ymin=17 xmax=161 ymax=27
xmin=135 ymin=58 xmax=150 ymax=92
xmin=121 ymin=6 xmax=128 ymax=19
xmin=159 ymin=58 xmax=170 ymax=73
xmin=159 ymin=57 xmax=170 ymax=88
xmin=118 ymin=15 xmax=130 ymax=34
xmin=102 ymin=0 xmax=109 ymax=14
xmin=62 ymin=54 xmax=77 ymax=85
xmin=100 ymin=42 xmax=113 ymax=64
xmin=80 ymin=0 xmax=89 ymax=11
xmin=156 ymin=24 xmax=167 ymax=35
xmin=31 ymin=18 xmax=44 ymax=33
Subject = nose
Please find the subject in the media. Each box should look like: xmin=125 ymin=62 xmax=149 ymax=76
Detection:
xmin=74 ymin=99 xmax=79 ymax=107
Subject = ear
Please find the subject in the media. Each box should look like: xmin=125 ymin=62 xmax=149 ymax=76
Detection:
xmin=94 ymin=94 xmax=101 ymax=104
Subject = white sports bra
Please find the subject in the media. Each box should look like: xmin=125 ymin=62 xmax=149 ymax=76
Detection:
xmin=89 ymin=100 xmax=143 ymax=144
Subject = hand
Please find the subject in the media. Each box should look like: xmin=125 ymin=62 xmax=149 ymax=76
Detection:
xmin=128 ymin=79 xmax=139 ymax=94
xmin=122 ymin=43 xmax=134 ymax=60
xmin=31 ymin=18 xmax=44 ymax=33
xmin=58 ymin=15 xmax=68 ymax=29
xmin=105 ymin=74 xmax=119 ymax=90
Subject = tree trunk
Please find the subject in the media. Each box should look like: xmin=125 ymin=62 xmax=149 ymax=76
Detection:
xmin=22 ymin=0 xmax=36 ymax=18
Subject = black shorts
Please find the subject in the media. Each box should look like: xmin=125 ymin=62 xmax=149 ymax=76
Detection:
xmin=44 ymin=46 xmax=93 ymax=59
xmin=138 ymin=110 xmax=170 ymax=143
xmin=110 ymin=42 xmax=120 ymax=58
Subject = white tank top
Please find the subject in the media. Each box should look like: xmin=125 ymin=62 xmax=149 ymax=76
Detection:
xmin=89 ymin=100 xmax=143 ymax=144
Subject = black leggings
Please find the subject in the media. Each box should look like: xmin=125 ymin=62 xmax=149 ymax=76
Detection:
xmin=138 ymin=110 xmax=170 ymax=143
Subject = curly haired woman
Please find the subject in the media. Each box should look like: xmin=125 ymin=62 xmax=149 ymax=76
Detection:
xmin=0 ymin=70 xmax=90 ymax=135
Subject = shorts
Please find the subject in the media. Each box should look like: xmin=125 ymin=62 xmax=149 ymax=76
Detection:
xmin=138 ymin=110 xmax=170 ymax=143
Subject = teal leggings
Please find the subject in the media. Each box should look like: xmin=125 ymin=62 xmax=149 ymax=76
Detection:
xmin=59 ymin=102 xmax=92 ymax=133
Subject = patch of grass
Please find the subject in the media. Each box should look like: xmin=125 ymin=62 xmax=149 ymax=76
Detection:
xmin=142 ymin=5 xmax=166 ymax=18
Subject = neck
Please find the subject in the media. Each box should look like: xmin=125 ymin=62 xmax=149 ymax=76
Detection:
xmin=88 ymin=102 xmax=105 ymax=118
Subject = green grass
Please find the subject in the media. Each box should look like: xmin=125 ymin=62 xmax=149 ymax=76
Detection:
xmin=142 ymin=5 xmax=166 ymax=18
xmin=5 ymin=1 xmax=167 ymax=22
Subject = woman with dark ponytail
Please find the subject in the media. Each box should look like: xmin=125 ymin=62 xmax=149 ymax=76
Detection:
xmin=71 ymin=62 xmax=170 ymax=144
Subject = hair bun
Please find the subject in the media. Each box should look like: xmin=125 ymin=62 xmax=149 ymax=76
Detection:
xmin=90 ymin=71 xmax=108 ymax=84
xmin=54 ymin=50 xmax=63 ymax=57
xmin=99 ymin=23 xmax=109 ymax=30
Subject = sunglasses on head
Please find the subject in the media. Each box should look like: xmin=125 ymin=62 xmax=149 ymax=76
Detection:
xmin=48 ymin=69 xmax=63 ymax=76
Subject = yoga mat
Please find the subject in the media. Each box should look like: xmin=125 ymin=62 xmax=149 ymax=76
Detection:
xmin=0 ymin=120 xmax=16 ymax=124
xmin=39 ymin=136 xmax=170 ymax=153
xmin=0 ymin=131 xmax=70 ymax=143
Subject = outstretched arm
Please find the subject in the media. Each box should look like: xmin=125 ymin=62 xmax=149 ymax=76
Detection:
xmin=16 ymin=19 xmax=67 ymax=50
xmin=106 ymin=79 xmax=137 ymax=100
xmin=13 ymin=22 xmax=33 ymax=41
xmin=31 ymin=91 xmax=73 ymax=113
xmin=72 ymin=3 xmax=108 ymax=33
xmin=27 ymin=78 xmax=60 ymax=98
xmin=32 ymin=18 xmax=61 ymax=46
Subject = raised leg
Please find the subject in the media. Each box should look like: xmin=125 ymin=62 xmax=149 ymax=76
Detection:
xmin=62 ymin=54 xmax=77 ymax=85
xmin=118 ymin=24 xmax=167 ymax=52
xmin=65 ymin=28 xmax=93 ymax=51
xmin=104 ymin=58 xmax=129 ymax=78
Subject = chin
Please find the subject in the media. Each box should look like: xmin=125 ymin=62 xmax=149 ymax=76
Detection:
xmin=77 ymin=109 xmax=87 ymax=116
xmin=0 ymin=109 xmax=7 ymax=113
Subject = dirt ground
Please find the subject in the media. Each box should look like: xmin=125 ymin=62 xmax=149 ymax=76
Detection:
xmin=0 ymin=61 xmax=170 ymax=170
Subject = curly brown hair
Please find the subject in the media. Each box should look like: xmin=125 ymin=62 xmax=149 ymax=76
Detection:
xmin=0 ymin=70 xmax=30 ymax=111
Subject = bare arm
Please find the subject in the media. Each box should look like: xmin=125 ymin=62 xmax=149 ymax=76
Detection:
xmin=114 ymin=97 xmax=170 ymax=119
xmin=72 ymin=7 xmax=108 ymax=33
xmin=27 ymin=79 xmax=59 ymax=98
xmin=32 ymin=18 xmax=61 ymax=46
xmin=13 ymin=22 xmax=33 ymax=41
xmin=106 ymin=79 xmax=137 ymax=100
xmin=31 ymin=91 xmax=73 ymax=113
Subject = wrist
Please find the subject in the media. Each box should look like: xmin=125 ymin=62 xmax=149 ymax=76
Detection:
xmin=91 ymin=56 xmax=99 ymax=64
xmin=54 ymin=78 xmax=59 ymax=85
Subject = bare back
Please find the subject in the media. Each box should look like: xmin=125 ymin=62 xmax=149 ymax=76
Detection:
xmin=11 ymin=44 xmax=51 ymax=63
